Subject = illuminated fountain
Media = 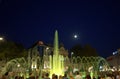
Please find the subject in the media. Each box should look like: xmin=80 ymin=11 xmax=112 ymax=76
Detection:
xmin=1 ymin=57 xmax=28 ymax=78
xmin=0 ymin=30 xmax=111 ymax=79
xmin=1 ymin=30 xmax=65 ymax=78
xmin=49 ymin=30 xmax=64 ymax=76
xmin=70 ymin=56 xmax=110 ymax=78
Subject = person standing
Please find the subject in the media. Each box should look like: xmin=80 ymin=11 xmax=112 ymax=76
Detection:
xmin=75 ymin=71 xmax=82 ymax=79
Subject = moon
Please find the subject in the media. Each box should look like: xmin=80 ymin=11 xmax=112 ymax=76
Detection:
xmin=74 ymin=34 xmax=78 ymax=39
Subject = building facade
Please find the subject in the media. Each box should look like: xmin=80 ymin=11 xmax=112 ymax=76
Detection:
xmin=106 ymin=49 xmax=120 ymax=71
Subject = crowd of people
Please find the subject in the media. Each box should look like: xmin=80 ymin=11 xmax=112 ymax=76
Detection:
xmin=41 ymin=71 xmax=120 ymax=79
xmin=0 ymin=71 xmax=120 ymax=79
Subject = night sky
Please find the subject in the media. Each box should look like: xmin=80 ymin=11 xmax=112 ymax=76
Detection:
xmin=0 ymin=0 xmax=120 ymax=58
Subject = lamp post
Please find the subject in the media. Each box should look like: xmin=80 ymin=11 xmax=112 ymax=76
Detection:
xmin=116 ymin=50 xmax=120 ymax=71
xmin=71 ymin=52 xmax=74 ymax=58
xmin=0 ymin=37 xmax=4 ymax=41
xmin=71 ymin=52 xmax=74 ymax=63
xmin=113 ymin=50 xmax=120 ymax=71
xmin=17 ymin=64 xmax=20 ymax=77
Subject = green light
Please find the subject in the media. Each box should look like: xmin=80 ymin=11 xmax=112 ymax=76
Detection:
xmin=49 ymin=30 xmax=64 ymax=77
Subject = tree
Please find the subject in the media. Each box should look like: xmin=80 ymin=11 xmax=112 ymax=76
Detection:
xmin=70 ymin=44 xmax=83 ymax=57
xmin=0 ymin=41 xmax=27 ymax=61
xmin=83 ymin=44 xmax=98 ymax=56
xmin=70 ymin=44 xmax=98 ymax=57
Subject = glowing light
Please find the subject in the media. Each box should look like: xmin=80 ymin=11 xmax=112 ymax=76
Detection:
xmin=31 ymin=64 xmax=37 ymax=69
xmin=71 ymin=52 xmax=74 ymax=55
xmin=74 ymin=35 xmax=78 ymax=38
xmin=46 ymin=47 xmax=49 ymax=50
xmin=17 ymin=64 xmax=20 ymax=67
xmin=113 ymin=51 xmax=118 ymax=55
xmin=73 ymin=68 xmax=79 ymax=73
xmin=0 ymin=37 xmax=3 ymax=41
xmin=49 ymin=30 xmax=64 ymax=77
xmin=88 ymin=66 xmax=93 ymax=72
xmin=99 ymin=66 xmax=102 ymax=69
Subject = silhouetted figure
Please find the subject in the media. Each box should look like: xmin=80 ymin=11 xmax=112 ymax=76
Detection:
xmin=54 ymin=75 xmax=58 ymax=79
xmin=63 ymin=73 xmax=68 ymax=79
xmin=59 ymin=75 xmax=63 ymax=79
xmin=86 ymin=75 xmax=91 ymax=79
xmin=52 ymin=74 xmax=56 ymax=79
xmin=44 ymin=73 xmax=50 ymax=79
xmin=75 ymin=71 xmax=82 ymax=79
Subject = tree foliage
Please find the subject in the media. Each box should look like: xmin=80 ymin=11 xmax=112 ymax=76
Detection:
xmin=70 ymin=44 xmax=98 ymax=57
xmin=0 ymin=41 xmax=27 ymax=61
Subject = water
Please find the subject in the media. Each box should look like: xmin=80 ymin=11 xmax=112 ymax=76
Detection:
xmin=0 ymin=30 xmax=110 ymax=79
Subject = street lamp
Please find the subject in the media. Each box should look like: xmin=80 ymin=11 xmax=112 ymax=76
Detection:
xmin=71 ymin=52 xmax=74 ymax=62
xmin=0 ymin=37 xmax=3 ymax=41
xmin=71 ymin=52 xmax=74 ymax=58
